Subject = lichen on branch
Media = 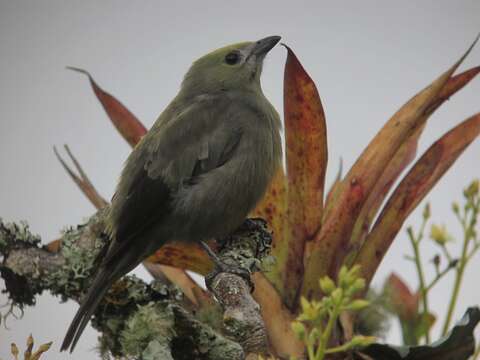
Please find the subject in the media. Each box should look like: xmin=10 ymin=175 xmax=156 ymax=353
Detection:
xmin=0 ymin=212 xmax=275 ymax=359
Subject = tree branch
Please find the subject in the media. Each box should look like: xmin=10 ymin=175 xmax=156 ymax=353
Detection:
xmin=0 ymin=213 xmax=273 ymax=358
xmin=206 ymin=219 xmax=271 ymax=355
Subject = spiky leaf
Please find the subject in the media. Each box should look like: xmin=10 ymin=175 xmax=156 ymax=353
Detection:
xmin=356 ymin=113 xmax=480 ymax=284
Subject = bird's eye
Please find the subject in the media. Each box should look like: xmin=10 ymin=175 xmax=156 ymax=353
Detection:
xmin=225 ymin=52 xmax=240 ymax=65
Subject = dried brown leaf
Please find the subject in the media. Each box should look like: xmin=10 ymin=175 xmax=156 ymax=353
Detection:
xmin=54 ymin=145 xmax=108 ymax=209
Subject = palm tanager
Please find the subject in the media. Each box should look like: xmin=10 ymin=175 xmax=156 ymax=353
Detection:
xmin=61 ymin=35 xmax=282 ymax=352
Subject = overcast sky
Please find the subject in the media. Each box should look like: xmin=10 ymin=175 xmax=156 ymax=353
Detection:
xmin=1 ymin=1 xmax=479 ymax=359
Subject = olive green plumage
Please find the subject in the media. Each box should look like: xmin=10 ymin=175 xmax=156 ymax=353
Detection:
xmin=62 ymin=36 xmax=282 ymax=352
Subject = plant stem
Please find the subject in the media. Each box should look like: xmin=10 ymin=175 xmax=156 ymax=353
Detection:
xmin=425 ymin=264 xmax=454 ymax=293
xmin=441 ymin=210 xmax=475 ymax=335
xmin=440 ymin=244 xmax=453 ymax=262
xmin=466 ymin=242 xmax=480 ymax=262
xmin=409 ymin=223 xmax=431 ymax=343
xmin=325 ymin=342 xmax=352 ymax=354
xmin=315 ymin=306 xmax=340 ymax=360
xmin=307 ymin=344 xmax=315 ymax=360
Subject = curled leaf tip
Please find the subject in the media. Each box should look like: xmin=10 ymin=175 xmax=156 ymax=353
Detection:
xmin=65 ymin=66 xmax=91 ymax=77
xmin=455 ymin=33 xmax=479 ymax=69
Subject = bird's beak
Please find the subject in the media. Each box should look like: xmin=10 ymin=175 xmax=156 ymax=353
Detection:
xmin=250 ymin=35 xmax=281 ymax=57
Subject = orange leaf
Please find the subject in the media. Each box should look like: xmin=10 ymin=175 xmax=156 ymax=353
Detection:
xmin=269 ymin=45 xmax=327 ymax=307
xmin=67 ymin=67 xmax=147 ymax=147
xmin=252 ymin=273 xmax=304 ymax=358
xmin=301 ymin=37 xmax=477 ymax=300
xmin=146 ymin=241 xmax=214 ymax=275
xmin=45 ymin=239 xmax=61 ymax=253
xmin=384 ymin=273 xmax=419 ymax=321
xmin=347 ymin=66 xmax=480 ymax=264
xmin=356 ymin=112 xmax=480 ymax=284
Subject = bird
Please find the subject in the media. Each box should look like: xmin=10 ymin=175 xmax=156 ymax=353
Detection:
xmin=61 ymin=35 xmax=283 ymax=352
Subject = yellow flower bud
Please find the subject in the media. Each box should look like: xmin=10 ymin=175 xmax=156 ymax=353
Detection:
xmin=319 ymin=276 xmax=336 ymax=294
xmin=430 ymin=224 xmax=451 ymax=245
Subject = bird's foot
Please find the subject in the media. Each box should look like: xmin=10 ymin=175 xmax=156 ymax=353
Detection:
xmin=201 ymin=241 xmax=254 ymax=291
xmin=217 ymin=217 xmax=271 ymax=252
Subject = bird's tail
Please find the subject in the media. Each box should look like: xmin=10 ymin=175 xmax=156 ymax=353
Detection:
xmin=60 ymin=269 xmax=114 ymax=352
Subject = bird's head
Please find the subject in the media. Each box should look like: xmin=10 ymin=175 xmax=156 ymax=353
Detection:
xmin=181 ymin=35 xmax=281 ymax=94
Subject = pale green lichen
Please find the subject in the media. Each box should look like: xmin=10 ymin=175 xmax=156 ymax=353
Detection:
xmin=218 ymin=218 xmax=272 ymax=273
xmin=92 ymin=276 xmax=173 ymax=357
xmin=0 ymin=219 xmax=44 ymax=307
xmin=43 ymin=215 xmax=106 ymax=301
xmin=45 ymin=248 xmax=94 ymax=297
xmin=194 ymin=301 xmax=224 ymax=332
xmin=142 ymin=340 xmax=174 ymax=360
xmin=168 ymin=305 xmax=244 ymax=360
xmin=0 ymin=219 xmax=41 ymax=254
xmin=121 ymin=302 xmax=175 ymax=358
xmin=190 ymin=319 xmax=244 ymax=360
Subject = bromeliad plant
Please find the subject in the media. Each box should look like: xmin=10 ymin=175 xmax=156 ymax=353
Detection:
xmin=48 ymin=37 xmax=480 ymax=358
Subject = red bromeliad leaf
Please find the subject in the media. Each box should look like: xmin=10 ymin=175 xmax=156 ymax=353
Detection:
xmin=356 ymin=112 xmax=480 ymax=284
xmin=301 ymin=38 xmax=477 ymax=300
xmin=346 ymin=66 xmax=480 ymax=264
xmin=67 ymin=67 xmax=147 ymax=147
xmin=283 ymin=45 xmax=328 ymax=238
xmin=268 ymin=46 xmax=327 ymax=308
xmin=384 ymin=273 xmax=419 ymax=321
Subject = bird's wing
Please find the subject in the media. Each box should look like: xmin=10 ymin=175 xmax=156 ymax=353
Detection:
xmin=108 ymin=95 xmax=243 ymax=246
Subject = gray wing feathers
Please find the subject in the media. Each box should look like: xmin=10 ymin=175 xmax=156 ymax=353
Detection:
xmin=107 ymin=95 xmax=245 ymax=241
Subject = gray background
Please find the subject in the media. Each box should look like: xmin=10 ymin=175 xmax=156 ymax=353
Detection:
xmin=1 ymin=1 xmax=479 ymax=358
